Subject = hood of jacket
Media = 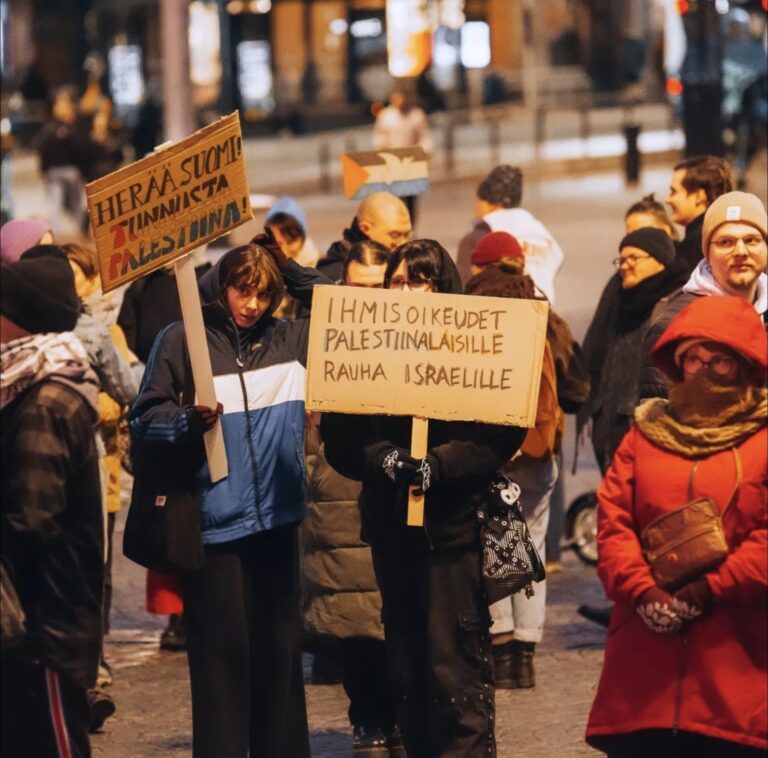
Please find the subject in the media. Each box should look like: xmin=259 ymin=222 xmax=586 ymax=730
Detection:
xmin=682 ymin=259 xmax=768 ymax=315
xmin=652 ymin=295 xmax=768 ymax=382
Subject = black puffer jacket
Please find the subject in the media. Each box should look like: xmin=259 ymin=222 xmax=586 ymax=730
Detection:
xmin=301 ymin=427 xmax=384 ymax=640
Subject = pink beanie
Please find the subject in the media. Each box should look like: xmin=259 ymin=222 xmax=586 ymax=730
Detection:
xmin=0 ymin=219 xmax=52 ymax=264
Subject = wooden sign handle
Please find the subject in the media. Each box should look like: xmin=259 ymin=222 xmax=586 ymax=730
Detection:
xmin=406 ymin=416 xmax=429 ymax=527
xmin=174 ymin=254 xmax=228 ymax=483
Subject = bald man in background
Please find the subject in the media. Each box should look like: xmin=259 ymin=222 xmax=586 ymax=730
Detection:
xmin=318 ymin=192 xmax=412 ymax=282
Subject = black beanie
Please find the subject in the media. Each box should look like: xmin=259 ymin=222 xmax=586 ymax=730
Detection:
xmin=477 ymin=165 xmax=523 ymax=209
xmin=619 ymin=227 xmax=676 ymax=266
xmin=1 ymin=245 xmax=81 ymax=334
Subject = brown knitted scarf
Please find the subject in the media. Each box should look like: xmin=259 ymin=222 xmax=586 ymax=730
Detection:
xmin=634 ymin=374 xmax=767 ymax=458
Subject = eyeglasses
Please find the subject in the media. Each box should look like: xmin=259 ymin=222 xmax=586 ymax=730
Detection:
xmin=611 ymin=253 xmax=653 ymax=269
xmin=388 ymin=230 xmax=413 ymax=244
xmin=710 ymin=234 xmax=766 ymax=254
xmin=682 ymin=353 xmax=737 ymax=376
xmin=389 ymin=277 xmax=432 ymax=291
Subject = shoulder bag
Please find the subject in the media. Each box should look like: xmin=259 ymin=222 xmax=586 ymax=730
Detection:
xmin=640 ymin=448 xmax=741 ymax=591
xmin=122 ymin=354 xmax=206 ymax=574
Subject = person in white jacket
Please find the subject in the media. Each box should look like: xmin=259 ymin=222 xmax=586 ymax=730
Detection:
xmin=456 ymin=165 xmax=565 ymax=303
xmin=373 ymin=91 xmax=433 ymax=227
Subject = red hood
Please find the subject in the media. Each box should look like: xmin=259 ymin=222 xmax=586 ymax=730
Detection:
xmin=652 ymin=296 xmax=767 ymax=381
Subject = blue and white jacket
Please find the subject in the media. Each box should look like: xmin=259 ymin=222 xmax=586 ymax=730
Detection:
xmin=130 ymin=257 xmax=326 ymax=545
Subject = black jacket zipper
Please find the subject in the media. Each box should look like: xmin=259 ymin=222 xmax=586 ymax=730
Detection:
xmin=230 ymin=319 xmax=266 ymax=532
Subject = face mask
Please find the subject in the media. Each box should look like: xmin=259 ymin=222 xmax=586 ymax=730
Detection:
xmin=669 ymin=367 xmax=749 ymax=425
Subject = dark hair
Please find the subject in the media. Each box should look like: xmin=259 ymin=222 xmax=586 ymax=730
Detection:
xmin=265 ymin=212 xmax=305 ymax=245
xmin=673 ymin=156 xmax=735 ymax=206
xmin=625 ymin=193 xmax=678 ymax=240
xmin=217 ymin=244 xmax=284 ymax=316
xmin=384 ymin=239 xmax=445 ymax=291
xmin=61 ymin=242 xmax=98 ymax=280
xmin=342 ymin=239 xmax=389 ymax=282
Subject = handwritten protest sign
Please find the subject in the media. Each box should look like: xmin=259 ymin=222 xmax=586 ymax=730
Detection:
xmin=306 ymin=285 xmax=548 ymax=427
xmin=342 ymin=147 xmax=429 ymax=201
xmin=86 ymin=112 xmax=253 ymax=293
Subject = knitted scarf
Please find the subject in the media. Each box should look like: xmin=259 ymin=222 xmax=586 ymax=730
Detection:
xmin=634 ymin=372 xmax=767 ymax=458
xmin=616 ymin=262 xmax=690 ymax=335
xmin=0 ymin=332 xmax=96 ymax=410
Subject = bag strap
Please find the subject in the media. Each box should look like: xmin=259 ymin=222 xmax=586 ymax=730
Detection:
xmin=688 ymin=448 xmax=742 ymax=514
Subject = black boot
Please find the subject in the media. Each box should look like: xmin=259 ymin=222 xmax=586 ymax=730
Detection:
xmin=87 ymin=688 xmax=116 ymax=732
xmin=512 ymin=641 xmax=536 ymax=688
xmin=160 ymin=613 xmax=186 ymax=651
xmin=491 ymin=640 xmax=516 ymax=689
xmin=577 ymin=603 xmax=613 ymax=628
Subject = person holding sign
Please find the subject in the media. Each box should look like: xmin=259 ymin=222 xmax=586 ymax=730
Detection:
xmin=321 ymin=239 xmax=526 ymax=758
xmin=130 ymin=235 xmax=329 ymax=758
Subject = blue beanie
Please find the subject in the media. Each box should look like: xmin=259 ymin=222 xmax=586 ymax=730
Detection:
xmin=266 ymin=197 xmax=308 ymax=236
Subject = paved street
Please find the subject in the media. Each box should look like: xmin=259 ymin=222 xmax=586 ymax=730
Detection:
xmin=94 ymin=507 xmax=606 ymax=758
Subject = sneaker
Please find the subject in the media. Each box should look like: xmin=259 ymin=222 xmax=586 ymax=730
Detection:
xmin=160 ymin=613 xmax=186 ymax=651
xmin=87 ymin=688 xmax=116 ymax=733
xmin=352 ymin=725 xmax=389 ymax=757
xmin=96 ymin=659 xmax=113 ymax=688
xmin=387 ymin=725 xmax=407 ymax=758
xmin=577 ymin=603 xmax=612 ymax=628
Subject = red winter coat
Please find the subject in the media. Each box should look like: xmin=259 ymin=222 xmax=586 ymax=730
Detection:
xmin=586 ymin=426 xmax=768 ymax=752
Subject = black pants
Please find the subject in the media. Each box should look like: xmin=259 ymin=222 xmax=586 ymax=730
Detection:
xmin=340 ymin=636 xmax=395 ymax=733
xmin=603 ymin=729 xmax=765 ymax=758
xmin=1 ymin=658 xmax=91 ymax=758
xmin=372 ymin=537 xmax=495 ymax=758
xmin=182 ymin=525 xmax=310 ymax=758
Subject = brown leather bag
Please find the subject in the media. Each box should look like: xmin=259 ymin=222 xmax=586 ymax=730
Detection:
xmin=641 ymin=448 xmax=742 ymax=591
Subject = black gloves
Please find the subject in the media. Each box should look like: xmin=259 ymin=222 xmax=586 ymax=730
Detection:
xmin=380 ymin=446 xmax=438 ymax=494
xmin=250 ymin=227 xmax=289 ymax=270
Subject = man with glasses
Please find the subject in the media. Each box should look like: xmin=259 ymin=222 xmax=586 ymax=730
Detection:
xmin=640 ymin=191 xmax=767 ymax=399
xmin=317 ymin=192 xmax=412 ymax=284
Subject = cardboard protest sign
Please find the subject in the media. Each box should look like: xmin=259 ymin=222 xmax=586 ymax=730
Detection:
xmin=306 ymin=285 xmax=548 ymax=428
xmin=342 ymin=147 xmax=429 ymax=201
xmin=86 ymin=112 xmax=253 ymax=293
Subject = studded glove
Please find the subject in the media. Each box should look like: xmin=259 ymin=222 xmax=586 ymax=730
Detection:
xmin=381 ymin=448 xmax=437 ymax=493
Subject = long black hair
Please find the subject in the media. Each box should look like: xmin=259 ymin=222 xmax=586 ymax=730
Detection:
xmin=384 ymin=239 xmax=462 ymax=294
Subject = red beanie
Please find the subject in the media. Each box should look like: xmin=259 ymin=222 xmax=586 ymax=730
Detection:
xmin=470 ymin=231 xmax=524 ymax=267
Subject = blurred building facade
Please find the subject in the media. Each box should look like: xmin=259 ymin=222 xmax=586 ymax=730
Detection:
xmin=2 ymin=0 xmax=765 ymax=139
